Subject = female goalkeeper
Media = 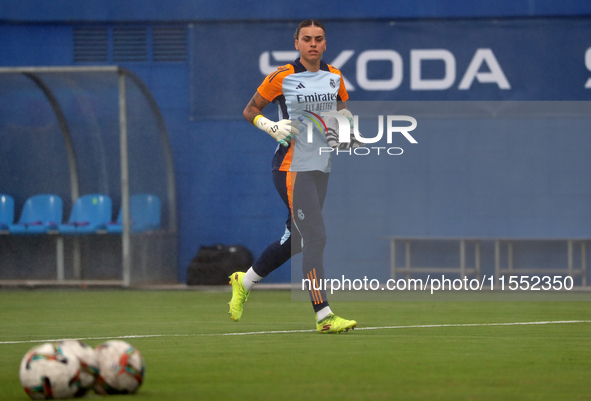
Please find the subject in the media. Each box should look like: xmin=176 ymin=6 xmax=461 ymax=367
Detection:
xmin=228 ymin=19 xmax=357 ymax=334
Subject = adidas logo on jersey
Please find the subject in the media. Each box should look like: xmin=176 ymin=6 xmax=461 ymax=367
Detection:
xmin=295 ymin=82 xmax=306 ymax=89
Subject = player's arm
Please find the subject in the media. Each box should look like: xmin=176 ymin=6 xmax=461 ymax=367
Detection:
xmin=243 ymin=92 xmax=270 ymax=124
xmin=334 ymin=68 xmax=352 ymax=121
xmin=243 ymin=91 xmax=299 ymax=147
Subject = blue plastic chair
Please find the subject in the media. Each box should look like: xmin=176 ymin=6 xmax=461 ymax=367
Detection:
xmin=0 ymin=194 xmax=15 ymax=231
xmin=58 ymin=194 xmax=112 ymax=234
xmin=9 ymin=194 xmax=63 ymax=234
xmin=107 ymin=194 xmax=161 ymax=233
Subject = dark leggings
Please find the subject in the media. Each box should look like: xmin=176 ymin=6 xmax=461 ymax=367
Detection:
xmin=252 ymin=170 xmax=329 ymax=312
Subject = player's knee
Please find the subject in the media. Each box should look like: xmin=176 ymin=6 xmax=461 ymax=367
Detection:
xmin=306 ymin=232 xmax=327 ymax=248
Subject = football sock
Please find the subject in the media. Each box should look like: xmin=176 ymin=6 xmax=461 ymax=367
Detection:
xmin=243 ymin=267 xmax=263 ymax=291
xmin=316 ymin=306 xmax=333 ymax=321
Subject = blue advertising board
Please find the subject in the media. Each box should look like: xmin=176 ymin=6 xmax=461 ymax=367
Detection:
xmin=190 ymin=18 xmax=591 ymax=120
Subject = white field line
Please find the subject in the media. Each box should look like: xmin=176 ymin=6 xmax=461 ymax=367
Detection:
xmin=1 ymin=320 xmax=589 ymax=345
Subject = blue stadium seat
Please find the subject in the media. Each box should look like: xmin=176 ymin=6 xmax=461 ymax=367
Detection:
xmin=0 ymin=194 xmax=15 ymax=232
xmin=9 ymin=194 xmax=63 ymax=234
xmin=107 ymin=194 xmax=161 ymax=233
xmin=58 ymin=194 xmax=112 ymax=234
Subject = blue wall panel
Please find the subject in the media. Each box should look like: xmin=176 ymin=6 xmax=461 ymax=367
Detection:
xmin=0 ymin=25 xmax=72 ymax=66
xmin=190 ymin=19 xmax=591 ymax=121
xmin=2 ymin=1 xmax=591 ymax=22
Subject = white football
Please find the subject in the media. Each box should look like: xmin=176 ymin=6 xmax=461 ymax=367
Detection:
xmin=93 ymin=340 xmax=145 ymax=395
xmin=19 ymin=342 xmax=81 ymax=400
xmin=56 ymin=340 xmax=99 ymax=396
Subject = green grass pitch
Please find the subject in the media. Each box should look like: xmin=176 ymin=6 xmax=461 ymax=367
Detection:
xmin=0 ymin=289 xmax=590 ymax=400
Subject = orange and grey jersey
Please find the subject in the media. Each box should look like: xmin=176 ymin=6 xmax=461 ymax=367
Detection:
xmin=257 ymin=58 xmax=349 ymax=173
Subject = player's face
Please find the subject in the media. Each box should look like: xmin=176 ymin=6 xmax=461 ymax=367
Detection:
xmin=295 ymin=26 xmax=326 ymax=65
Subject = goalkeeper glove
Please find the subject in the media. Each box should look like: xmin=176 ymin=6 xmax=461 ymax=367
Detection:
xmin=337 ymin=108 xmax=354 ymax=128
xmin=337 ymin=109 xmax=365 ymax=148
xmin=325 ymin=110 xmax=366 ymax=150
xmin=348 ymin=130 xmax=365 ymax=149
xmin=253 ymin=115 xmax=300 ymax=147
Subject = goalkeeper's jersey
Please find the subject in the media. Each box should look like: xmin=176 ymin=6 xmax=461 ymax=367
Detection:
xmin=257 ymin=58 xmax=349 ymax=173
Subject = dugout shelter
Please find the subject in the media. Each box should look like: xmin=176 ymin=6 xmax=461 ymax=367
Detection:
xmin=0 ymin=66 xmax=177 ymax=286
